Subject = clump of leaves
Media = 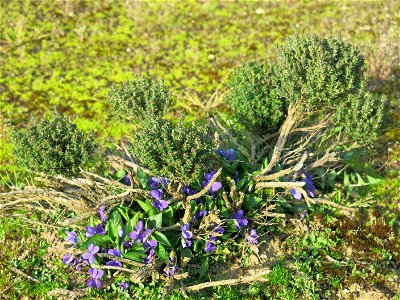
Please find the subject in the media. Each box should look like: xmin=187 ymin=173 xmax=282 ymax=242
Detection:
xmin=131 ymin=118 xmax=218 ymax=183
xmin=224 ymin=62 xmax=286 ymax=134
xmin=12 ymin=111 xmax=95 ymax=176
xmin=332 ymin=91 xmax=386 ymax=143
xmin=273 ymin=35 xmax=367 ymax=111
xmin=108 ymin=75 xmax=171 ymax=123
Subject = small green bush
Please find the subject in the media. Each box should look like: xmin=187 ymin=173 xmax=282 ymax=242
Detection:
xmin=224 ymin=62 xmax=286 ymax=134
xmin=131 ymin=118 xmax=218 ymax=183
xmin=332 ymin=92 xmax=386 ymax=143
xmin=108 ymin=76 xmax=171 ymax=123
xmin=12 ymin=111 xmax=95 ymax=176
xmin=273 ymin=35 xmax=367 ymax=111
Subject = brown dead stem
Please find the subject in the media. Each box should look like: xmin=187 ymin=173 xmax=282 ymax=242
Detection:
xmin=257 ymin=105 xmax=300 ymax=177
xmin=184 ymin=267 xmax=270 ymax=291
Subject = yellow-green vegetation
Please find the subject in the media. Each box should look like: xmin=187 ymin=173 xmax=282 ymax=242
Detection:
xmin=0 ymin=1 xmax=399 ymax=299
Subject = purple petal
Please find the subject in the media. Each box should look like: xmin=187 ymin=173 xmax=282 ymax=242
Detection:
xmin=210 ymin=182 xmax=222 ymax=193
xmin=86 ymin=226 xmax=95 ymax=237
xmin=136 ymin=220 xmax=143 ymax=232
xmin=120 ymin=282 xmax=130 ymax=292
xmin=107 ymin=249 xmax=122 ymax=257
xmin=106 ymin=260 xmax=122 ymax=267
xmin=290 ymin=188 xmax=302 ymax=200
xmin=62 ymin=253 xmax=74 ymax=265
xmin=89 ymin=267 xmax=97 ymax=278
xmin=150 ymin=189 xmax=163 ymax=200
xmin=95 ymin=223 xmax=106 ymax=235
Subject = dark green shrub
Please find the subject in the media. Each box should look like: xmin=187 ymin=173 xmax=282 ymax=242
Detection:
xmin=273 ymin=35 xmax=367 ymax=111
xmin=131 ymin=118 xmax=218 ymax=183
xmin=12 ymin=111 xmax=95 ymax=176
xmin=224 ymin=62 xmax=286 ymax=134
xmin=332 ymin=92 xmax=386 ymax=143
xmin=108 ymin=75 xmax=171 ymax=123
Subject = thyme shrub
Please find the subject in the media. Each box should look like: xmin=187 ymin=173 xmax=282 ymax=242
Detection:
xmin=131 ymin=118 xmax=218 ymax=184
xmin=108 ymin=75 xmax=171 ymax=123
xmin=224 ymin=62 xmax=286 ymax=134
xmin=12 ymin=111 xmax=95 ymax=176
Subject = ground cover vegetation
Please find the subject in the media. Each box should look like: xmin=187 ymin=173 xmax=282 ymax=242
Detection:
xmin=0 ymin=1 xmax=399 ymax=299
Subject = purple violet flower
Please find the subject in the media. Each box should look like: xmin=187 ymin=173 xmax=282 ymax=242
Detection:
xmin=62 ymin=253 xmax=75 ymax=265
xmin=180 ymin=223 xmax=193 ymax=248
xmin=65 ymin=231 xmax=77 ymax=245
xmin=193 ymin=210 xmax=207 ymax=222
xmin=214 ymin=226 xmax=225 ymax=235
xmin=218 ymin=148 xmax=235 ymax=161
xmin=75 ymin=258 xmax=89 ymax=271
xmin=164 ymin=265 xmax=179 ymax=277
xmin=129 ymin=220 xmax=151 ymax=243
xmin=86 ymin=223 xmax=106 ymax=237
xmin=123 ymin=174 xmax=131 ymax=186
xmin=290 ymin=170 xmax=316 ymax=199
xmin=107 ymin=249 xmax=122 ymax=257
xmin=300 ymin=210 xmax=308 ymax=221
xmin=231 ymin=210 xmax=248 ymax=230
xmin=98 ymin=206 xmax=107 ymax=223
xmin=150 ymin=189 xmax=169 ymax=211
xmin=290 ymin=188 xmax=302 ymax=200
xmin=202 ymin=172 xmax=222 ymax=198
xmin=144 ymin=248 xmax=156 ymax=264
xmin=303 ymin=170 xmax=315 ymax=197
xmin=120 ymin=281 xmax=130 ymax=292
xmin=205 ymin=236 xmax=218 ymax=253
xmin=82 ymin=244 xmax=99 ymax=265
xmin=149 ymin=177 xmax=168 ymax=189
xmin=247 ymin=228 xmax=259 ymax=245
xmin=118 ymin=229 xmax=125 ymax=238
xmin=86 ymin=268 xmax=104 ymax=289
xmin=106 ymin=260 xmax=122 ymax=267
xmin=143 ymin=239 xmax=158 ymax=251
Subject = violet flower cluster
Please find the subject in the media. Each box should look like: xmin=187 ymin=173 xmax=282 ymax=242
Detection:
xmin=202 ymin=171 xmax=222 ymax=198
xmin=205 ymin=224 xmax=225 ymax=253
xmin=181 ymin=223 xmax=193 ymax=248
xmin=150 ymin=189 xmax=169 ymax=211
xmin=86 ymin=268 xmax=104 ymax=289
xmin=218 ymin=148 xmax=235 ymax=161
xmin=163 ymin=256 xmax=179 ymax=278
xmin=290 ymin=170 xmax=316 ymax=200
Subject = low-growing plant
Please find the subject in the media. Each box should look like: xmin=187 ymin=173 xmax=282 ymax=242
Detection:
xmin=108 ymin=76 xmax=171 ymax=123
xmin=12 ymin=111 xmax=96 ymax=176
xmin=224 ymin=62 xmax=286 ymax=134
xmin=131 ymin=117 xmax=218 ymax=184
xmin=0 ymin=34 xmax=390 ymax=297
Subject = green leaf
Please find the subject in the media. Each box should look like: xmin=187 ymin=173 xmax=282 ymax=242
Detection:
xmin=152 ymin=231 xmax=171 ymax=247
xmin=110 ymin=210 xmax=122 ymax=226
xmin=137 ymin=168 xmax=148 ymax=188
xmin=356 ymin=173 xmax=366 ymax=185
xmin=198 ymin=257 xmax=209 ymax=278
xmin=117 ymin=206 xmax=130 ymax=222
xmin=80 ymin=235 xmax=110 ymax=250
xmin=137 ymin=200 xmax=154 ymax=215
xmin=162 ymin=206 xmax=174 ymax=225
xmin=114 ymin=169 xmax=127 ymax=179
xmin=127 ymin=212 xmax=141 ymax=233
xmin=367 ymin=176 xmax=383 ymax=185
xmin=123 ymin=251 xmax=146 ymax=263
xmin=106 ymin=220 xmax=119 ymax=242
xmin=155 ymin=244 xmax=169 ymax=264
xmin=242 ymin=195 xmax=263 ymax=210
xmin=147 ymin=213 xmax=162 ymax=228
xmin=180 ymin=247 xmax=192 ymax=259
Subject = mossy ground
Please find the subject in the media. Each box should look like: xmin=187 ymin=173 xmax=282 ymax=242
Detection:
xmin=0 ymin=1 xmax=399 ymax=299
